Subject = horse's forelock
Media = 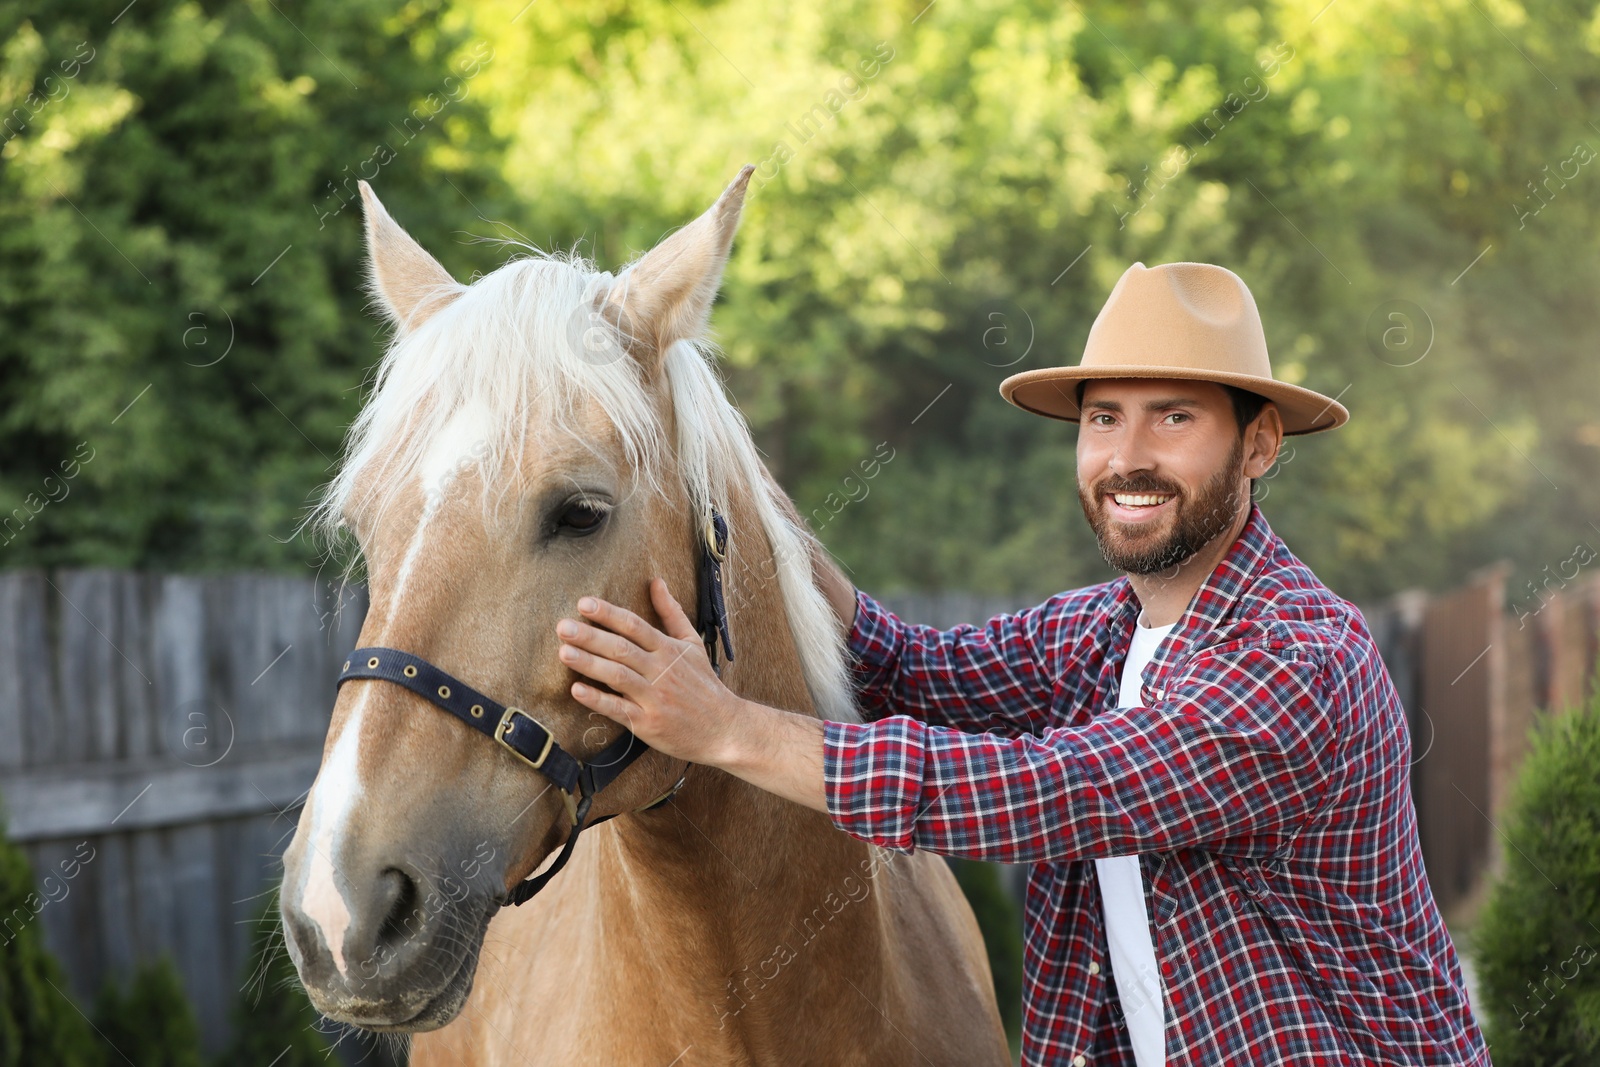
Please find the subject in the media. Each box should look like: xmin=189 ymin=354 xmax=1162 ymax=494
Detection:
xmin=309 ymin=255 xmax=669 ymax=544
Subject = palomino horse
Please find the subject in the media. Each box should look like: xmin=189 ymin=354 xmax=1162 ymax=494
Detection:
xmin=278 ymin=167 xmax=1009 ymax=1065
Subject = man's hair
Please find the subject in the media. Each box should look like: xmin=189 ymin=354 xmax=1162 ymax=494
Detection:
xmin=1073 ymin=379 xmax=1270 ymax=436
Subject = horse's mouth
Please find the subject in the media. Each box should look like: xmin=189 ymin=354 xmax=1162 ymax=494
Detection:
xmin=321 ymin=905 xmax=494 ymax=1033
xmin=360 ymin=944 xmax=479 ymax=1033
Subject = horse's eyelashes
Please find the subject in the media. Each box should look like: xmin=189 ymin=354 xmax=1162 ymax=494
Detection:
xmin=552 ymin=499 xmax=611 ymax=538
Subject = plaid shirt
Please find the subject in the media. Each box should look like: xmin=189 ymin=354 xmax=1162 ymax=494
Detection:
xmin=822 ymin=502 xmax=1489 ymax=1065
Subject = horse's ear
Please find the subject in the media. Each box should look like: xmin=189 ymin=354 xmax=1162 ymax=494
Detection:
xmin=358 ymin=181 xmax=464 ymax=333
xmin=602 ymin=165 xmax=754 ymax=370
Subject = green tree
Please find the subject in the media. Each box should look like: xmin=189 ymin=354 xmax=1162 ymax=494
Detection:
xmin=0 ymin=0 xmax=509 ymax=570
xmin=0 ymin=815 xmax=97 ymax=1067
xmin=1473 ymin=669 xmax=1600 ymax=1063
xmin=6 ymin=0 xmax=1598 ymax=603
xmin=92 ymin=958 xmax=203 ymax=1067
xmin=454 ymin=0 xmax=1600 ymax=603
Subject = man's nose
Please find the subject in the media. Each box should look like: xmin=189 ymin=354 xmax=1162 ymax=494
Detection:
xmin=1106 ymin=424 xmax=1160 ymax=477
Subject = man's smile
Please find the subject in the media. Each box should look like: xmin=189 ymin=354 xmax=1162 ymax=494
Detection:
xmin=1104 ymin=490 xmax=1176 ymax=524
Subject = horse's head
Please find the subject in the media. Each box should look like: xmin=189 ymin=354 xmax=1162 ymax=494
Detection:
xmin=279 ymin=169 xmax=759 ymax=1030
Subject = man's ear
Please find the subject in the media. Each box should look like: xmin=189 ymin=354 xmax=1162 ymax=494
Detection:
xmin=358 ymin=181 xmax=464 ymax=333
xmin=597 ymin=165 xmax=754 ymax=375
xmin=1244 ymin=402 xmax=1285 ymax=477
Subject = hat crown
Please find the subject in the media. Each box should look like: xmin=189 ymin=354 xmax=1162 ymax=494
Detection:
xmin=995 ymin=259 xmax=1349 ymax=435
xmin=1084 ymin=261 xmax=1273 ymax=378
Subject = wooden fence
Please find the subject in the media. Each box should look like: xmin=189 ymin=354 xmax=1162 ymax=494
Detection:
xmin=1 ymin=566 xmax=1596 ymax=1055
xmin=0 ymin=569 xmax=366 ymax=1054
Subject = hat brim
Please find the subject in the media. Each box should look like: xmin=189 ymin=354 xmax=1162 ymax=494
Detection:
xmin=999 ymin=365 xmax=1349 ymax=436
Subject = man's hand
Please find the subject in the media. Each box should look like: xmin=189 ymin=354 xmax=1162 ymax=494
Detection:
xmin=556 ymin=578 xmax=829 ymax=813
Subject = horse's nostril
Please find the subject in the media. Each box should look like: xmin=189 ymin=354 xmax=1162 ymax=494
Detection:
xmin=374 ymin=867 xmax=423 ymax=952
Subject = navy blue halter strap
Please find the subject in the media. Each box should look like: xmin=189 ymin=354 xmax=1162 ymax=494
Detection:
xmin=334 ymin=505 xmax=733 ymax=907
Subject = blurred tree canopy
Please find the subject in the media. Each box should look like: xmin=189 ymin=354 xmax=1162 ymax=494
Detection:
xmin=2 ymin=0 xmax=1597 ymax=604
xmin=0 ymin=0 xmax=508 ymax=568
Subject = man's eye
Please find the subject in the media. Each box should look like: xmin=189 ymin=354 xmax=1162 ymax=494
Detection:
xmin=556 ymin=501 xmax=610 ymax=535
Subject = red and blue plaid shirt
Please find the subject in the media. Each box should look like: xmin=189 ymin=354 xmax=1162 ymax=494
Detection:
xmin=822 ymin=502 xmax=1490 ymax=1065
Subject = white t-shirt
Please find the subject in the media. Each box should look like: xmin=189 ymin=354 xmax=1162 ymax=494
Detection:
xmin=1094 ymin=611 xmax=1176 ymax=1067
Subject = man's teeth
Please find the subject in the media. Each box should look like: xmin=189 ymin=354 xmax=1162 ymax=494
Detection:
xmin=1112 ymin=493 xmax=1172 ymax=507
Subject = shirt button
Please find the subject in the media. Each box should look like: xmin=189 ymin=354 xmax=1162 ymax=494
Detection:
xmin=1073 ymin=1057 xmax=1087 ymax=1067
xmin=1161 ymin=962 xmax=1173 ymax=976
xmin=1088 ymin=961 xmax=1100 ymax=975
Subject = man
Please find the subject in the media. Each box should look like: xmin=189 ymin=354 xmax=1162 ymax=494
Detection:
xmin=555 ymin=262 xmax=1491 ymax=1064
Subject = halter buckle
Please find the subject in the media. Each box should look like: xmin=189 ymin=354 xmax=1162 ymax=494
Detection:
xmin=495 ymin=707 xmax=554 ymax=770
xmin=703 ymin=512 xmax=726 ymax=563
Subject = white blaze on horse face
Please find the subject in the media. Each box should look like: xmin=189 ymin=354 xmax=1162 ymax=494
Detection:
xmin=414 ymin=403 xmax=494 ymax=524
xmin=300 ymin=694 xmax=366 ymax=977
xmin=299 ymin=470 xmax=452 ymax=977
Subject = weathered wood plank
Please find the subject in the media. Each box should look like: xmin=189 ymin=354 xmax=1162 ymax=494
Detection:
xmin=129 ymin=829 xmax=179 ymax=980
xmin=151 ymin=575 xmax=210 ymax=763
xmin=0 ymin=571 xmax=55 ymax=770
xmin=53 ymin=570 xmax=129 ymax=764
xmin=27 ymin=836 xmax=99 ymax=996
xmin=0 ymin=745 xmax=325 ymax=842
xmin=169 ymin=821 xmax=229 ymax=1050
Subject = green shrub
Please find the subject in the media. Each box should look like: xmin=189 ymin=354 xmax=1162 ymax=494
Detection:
xmin=0 ymin=820 xmax=97 ymax=1066
xmin=216 ymin=900 xmax=332 ymax=1067
xmin=1474 ymin=668 xmax=1600 ymax=1063
xmin=92 ymin=958 xmax=203 ymax=1067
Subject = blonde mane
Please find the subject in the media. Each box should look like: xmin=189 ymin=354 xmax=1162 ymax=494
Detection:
xmin=312 ymin=252 xmax=857 ymax=723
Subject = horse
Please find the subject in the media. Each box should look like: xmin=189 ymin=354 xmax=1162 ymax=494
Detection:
xmin=277 ymin=166 xmax=1011 ymax=1065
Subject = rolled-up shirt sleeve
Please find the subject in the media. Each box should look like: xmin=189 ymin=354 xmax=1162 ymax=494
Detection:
xmin=824 ymin=642 xmax=1341 ymax=862
xmin=845 ymin=588 xmax=1076 ymax=736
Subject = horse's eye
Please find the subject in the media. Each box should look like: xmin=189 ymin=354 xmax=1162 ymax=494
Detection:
xmin=555 ymin=500 xmax=609 ymax=536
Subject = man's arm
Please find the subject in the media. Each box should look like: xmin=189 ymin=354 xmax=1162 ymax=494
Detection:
xmin=807 ymin=535 xmax=1077 ymax=737
xmin=555 ymin=585 xmax=1343 ymax=862
xmin=821 ymin=640 xmax=1343 ymax=863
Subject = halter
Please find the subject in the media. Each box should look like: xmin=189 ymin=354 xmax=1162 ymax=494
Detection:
xmin=335 ymin=506 xmax=734 ymax=907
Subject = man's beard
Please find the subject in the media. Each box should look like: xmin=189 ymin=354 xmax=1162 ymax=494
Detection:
xmin=1078 ymin=436 xmax=1248 ymax=576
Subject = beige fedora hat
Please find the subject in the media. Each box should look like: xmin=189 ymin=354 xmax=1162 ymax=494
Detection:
xmin=999 ymin=261 xmax=1348 ymax=435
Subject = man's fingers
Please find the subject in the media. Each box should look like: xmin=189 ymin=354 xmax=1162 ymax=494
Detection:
xmin=559 ymin=618 xmax=643 ymax=666
xmin=650 ymin=577 xmax=700 ymax=642
xmin=558 ymin=644 xmax=646 ymax=696
xmin=571 ymin=682 xmax=642 ymax=726
xmin=576 ymin=596 xmax=662 ymax=652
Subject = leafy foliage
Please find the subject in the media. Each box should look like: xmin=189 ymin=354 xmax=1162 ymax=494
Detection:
xmin=0 ymin=816 xmax=97 ymax=1067
xmin=0 ymin=0 xmax=508 ymax=569
xmin=4 ymin=0 xmax=1597 ymax=602
xmin=92 ymin=958 xmax=203 ymax=1067
xmin=461 ymin=0 xmax=1600 ymax=601
xmin=1473 ymin=669 xmax=1600 ymax=1063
